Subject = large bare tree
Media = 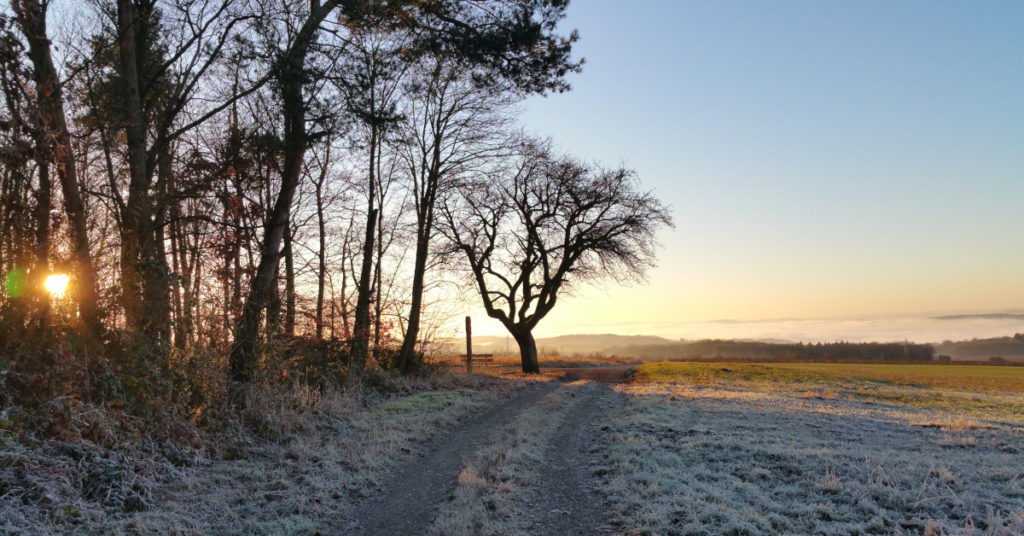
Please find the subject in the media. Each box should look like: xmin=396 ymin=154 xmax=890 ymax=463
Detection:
xmin=441 ymin=141 xmax=672 ymax=373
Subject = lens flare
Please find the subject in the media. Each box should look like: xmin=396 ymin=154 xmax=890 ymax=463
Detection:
xmin=4 ymin=269 xmax=26 ymax=298
xmin=45 ymin=273 xmax=70 ymax=298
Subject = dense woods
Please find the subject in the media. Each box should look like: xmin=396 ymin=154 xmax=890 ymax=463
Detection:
xmin=0 ymin=0 xmax=625 ymax=416
xmin=0 ymin=0 xmax=676 ymax=425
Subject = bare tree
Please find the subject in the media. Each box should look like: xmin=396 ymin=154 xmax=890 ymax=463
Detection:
xmin=394 ymin=58 xmax=512 ymax=372
xmin=334 ymin=26 xmax=408 ymax=369
xmin=440 ymin=141 xmax=672 ymax=373
xmin=12 ymin=0 xmax=104 ymax=339
xmin=113 ymin=0 xmax=256 ymax=346
xmin=229 ymin=0 xmax=342 ymax=389
xmin=230 ymin=0 xmax=580 ymax=386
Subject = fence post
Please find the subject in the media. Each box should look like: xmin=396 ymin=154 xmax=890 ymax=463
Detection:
xmin=465 ymin=316 xmax=472 ymax=374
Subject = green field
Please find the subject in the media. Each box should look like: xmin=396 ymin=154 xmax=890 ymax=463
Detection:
xmin=633 ymin=361 xmax=1024 ymax=419
xmin=635 ymin=361 xmax=1024 ymax=391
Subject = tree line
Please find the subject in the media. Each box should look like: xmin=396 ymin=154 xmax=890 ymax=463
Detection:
xmin=0 ymin=0 xmax=671 ymax=409
xmin=594 ymin=340 xmax=936 ymax=363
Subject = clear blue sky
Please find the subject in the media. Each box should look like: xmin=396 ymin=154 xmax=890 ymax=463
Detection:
xmin=461 ymin=0 xmax=1024 ymax=338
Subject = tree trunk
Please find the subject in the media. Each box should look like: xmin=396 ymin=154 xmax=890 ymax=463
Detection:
xmin=396 ymin=144 xmax=441 ymax=373
xmin=117 ymin=0 xmax=163 ymax=342
xmin=511 ymin=328 xmax=540 ymax=374
xmin=283 ymin=219 xmax=295 ymax=337
xmin=350 ymin=205 xmax=377 ymax=368
xmin=396 ymin=226 xmax=430 ymax=373
xmin=168 ymin=209 xmax=187 ymax=349
xmin=350 ymin=124 xmax=378 ymax=368
xmin=315 ymin=180 xmax=326 ymax=339
xmin=229 ymin=1 xmax=339 ymax=388
xmin=15 ymin=0 xmax=103 ymax=340
xmin=372 ymin=205 xmax=384 ymax=361
xmin=32 ymin=157 xmax=50 ymax=313
xmin=148 ymin=144 xmax=174 ymax=347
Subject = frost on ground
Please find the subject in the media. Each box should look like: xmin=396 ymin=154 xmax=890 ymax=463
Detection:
xmin=592 ymin=368 xmax=1024 ymax=536
xmin=428 ymin=380 xmax=592 ymax=536
xmin=0 ymin=373 xmax=528 ymax=535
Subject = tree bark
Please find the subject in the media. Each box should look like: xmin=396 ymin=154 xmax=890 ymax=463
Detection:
xmin=117 ymin=0 xmax=163 ymax=342
xmin=350 ymin=124 xmax=378 ymax=368
xmin=315 ymin=175 xmax=326 ymax=339
xmin=32 ymin=158 xmax=49 ymax=305
xmin=15 ymin=0 xmax=103 ymax=340
xmin=169 ymin=208 xmax=187 ymax=349
xmin=350 ymin=205 xmax=377 ymax=368
xmin=396 ymin=220 xmax=430 ymax=373
xmin=283 ymin=219 xmax=295 ymax=337
xmin=372 ymin=204 xmax=384 ymax=361
xmin=396 ymin=141 xmax=442 ymax=372
xmin=511 ymin=328 xmax=540 ymax=374
xmin=149 ymin=144 xmax=174 ymax=346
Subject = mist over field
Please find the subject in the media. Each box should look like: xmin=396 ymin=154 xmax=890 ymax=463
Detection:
xmin=508 ymin=312 xmax=1024 ymax=345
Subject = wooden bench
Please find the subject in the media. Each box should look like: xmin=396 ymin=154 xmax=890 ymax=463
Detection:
xmin=464 ymin=353 xmax=495 ymax=363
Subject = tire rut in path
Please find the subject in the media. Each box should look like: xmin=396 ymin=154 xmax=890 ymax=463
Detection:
xmin=347 ymin=381 xmax=557 ymax=535
xmin=528 ymin=381 xmax=619 ymax=535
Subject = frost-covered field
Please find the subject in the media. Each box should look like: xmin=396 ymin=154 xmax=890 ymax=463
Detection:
xmin=592 ymin=363 xmax=1024 ymax=535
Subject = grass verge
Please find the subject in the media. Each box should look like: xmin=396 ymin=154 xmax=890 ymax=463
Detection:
xmin=0 ymin=371 xmax=528 ymax=535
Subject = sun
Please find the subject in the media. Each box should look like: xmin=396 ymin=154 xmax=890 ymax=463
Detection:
xmin=45 ymin=273 xmax=70 ymax=298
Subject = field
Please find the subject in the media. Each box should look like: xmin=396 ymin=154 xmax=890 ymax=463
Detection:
xmin=5 ymin=361 xmax=1024 ymax=535
xmin=592 ymin=362 xmax=1024 ymax=535
xmin=634 ymin=362 xmax=1024 ymax=394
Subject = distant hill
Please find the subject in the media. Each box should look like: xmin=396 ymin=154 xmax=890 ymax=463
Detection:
xmin=932 ymin=313 xmax=1024 ymax=321
xmin=441 ymin=333 xmax=677 ymax=356
xmin=932 ymin=334 xmax=1024 ymax=362
xmin=433 ymin=332 xmax=1024 ymax=363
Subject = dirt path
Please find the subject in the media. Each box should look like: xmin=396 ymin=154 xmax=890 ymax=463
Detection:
xmin=346 ymin=381 xmax=557 ymax=535
xmin=527 ymin=381 xmax=621 ymax=535
xmin=347 ymin=367 xmax=630 ymax=535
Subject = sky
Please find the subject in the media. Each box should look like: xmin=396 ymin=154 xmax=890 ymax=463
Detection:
xmin=458 ymin=0 xmax=1024 ymax=341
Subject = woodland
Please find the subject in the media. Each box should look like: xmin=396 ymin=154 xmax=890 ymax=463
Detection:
xmin=0 ymin=0 xmax=669 ymax=424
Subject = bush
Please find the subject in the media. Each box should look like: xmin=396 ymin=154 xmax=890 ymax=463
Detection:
xmin=264 ymin=336 xmax=351 ymax=388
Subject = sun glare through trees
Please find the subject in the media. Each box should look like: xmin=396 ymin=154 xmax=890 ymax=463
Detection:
xmin=44 ymin=273 xmax=68 ymax=298
xmin=0 ymin=0 xmax=1021 ymax=534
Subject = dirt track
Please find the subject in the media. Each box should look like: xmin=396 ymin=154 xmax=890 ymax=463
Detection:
xmin=347 ymin=367 xmax=630 ymax=535
xmin=526 ymin=381 xmax=619 ymax=535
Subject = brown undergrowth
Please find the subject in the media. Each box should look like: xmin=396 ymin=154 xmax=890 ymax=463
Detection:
xmin=0 ymin=327 xmax=527 ymax=535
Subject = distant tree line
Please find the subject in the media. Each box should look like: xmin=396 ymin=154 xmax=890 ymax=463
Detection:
xmin=599 ymin=340 xmax=936 ymax=363
xmin=932 ymin=336 xmax=1024 ymax=362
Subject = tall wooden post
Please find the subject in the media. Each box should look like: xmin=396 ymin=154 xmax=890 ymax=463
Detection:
xmin=465 ymin=316 xmax=472 ymax=374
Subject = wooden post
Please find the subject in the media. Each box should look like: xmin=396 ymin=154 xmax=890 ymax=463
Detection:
xmin=465 ymin=316 xmax=472 ymax=374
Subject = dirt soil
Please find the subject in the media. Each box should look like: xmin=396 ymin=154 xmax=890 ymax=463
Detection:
xmin=347 ymin=366 xmax=631 ymax=535
xmin=525 ymin=381 xmax=620 ymax=535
